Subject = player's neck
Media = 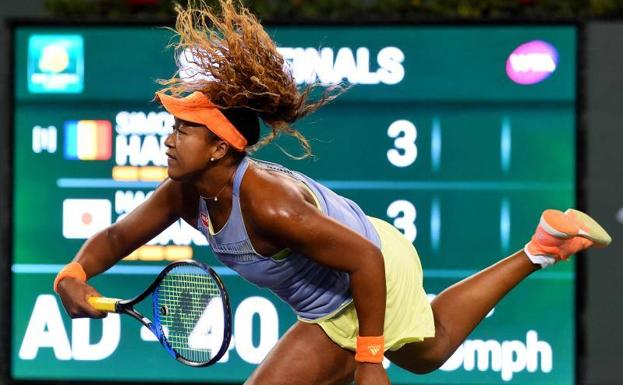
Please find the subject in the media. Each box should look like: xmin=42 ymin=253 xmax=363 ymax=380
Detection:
xmin=195 ymin=161 xmax=239 ymax=207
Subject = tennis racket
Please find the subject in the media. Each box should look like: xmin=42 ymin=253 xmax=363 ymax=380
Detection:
xmin=88 ymin=259 xmax=232 ymax=367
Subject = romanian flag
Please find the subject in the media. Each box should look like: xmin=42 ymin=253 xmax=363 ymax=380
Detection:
xmin=64 ymin=120 xmax=112 ymax=160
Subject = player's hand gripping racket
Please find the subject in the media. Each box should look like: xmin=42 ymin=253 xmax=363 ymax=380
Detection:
xmin=88 ymin=260 xmax=232 ymax=367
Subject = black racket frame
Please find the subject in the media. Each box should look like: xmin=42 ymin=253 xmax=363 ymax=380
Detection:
xmin=113 ymin=260 xmax=232 ymax=367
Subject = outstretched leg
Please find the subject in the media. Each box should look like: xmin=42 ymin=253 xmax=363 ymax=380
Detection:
xmin=386 ymin=250 xmax=537 ymax=373
xmin=386 ymin=209 xmax=611 ymax=374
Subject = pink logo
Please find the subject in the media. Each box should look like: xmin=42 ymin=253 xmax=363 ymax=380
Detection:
xmin=506 ymin=40 xmax=559 ymax=85
xmin=200 ymin=213 xmax=210 ymax=228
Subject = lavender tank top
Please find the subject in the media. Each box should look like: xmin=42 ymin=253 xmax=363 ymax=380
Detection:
xmin=196 ymin=157 xmax=381 ymax=321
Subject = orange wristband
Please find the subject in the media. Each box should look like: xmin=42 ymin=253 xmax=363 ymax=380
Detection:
xmin=53 ymin=262 xmax=87 ymax=293
xmin=355 ymin=336 xmax=385 ymax=363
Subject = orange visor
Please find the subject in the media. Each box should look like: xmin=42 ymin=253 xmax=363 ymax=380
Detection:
xmin=156 ymin=91 xmax=248 ymax=151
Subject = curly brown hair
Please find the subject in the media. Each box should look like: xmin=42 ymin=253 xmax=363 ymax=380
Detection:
xmin=158 ymin=0 xmax=343 ymax=158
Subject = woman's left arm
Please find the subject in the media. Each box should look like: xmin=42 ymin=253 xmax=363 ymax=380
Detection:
xmin=244 ymin=184 xmax=386 ymax=338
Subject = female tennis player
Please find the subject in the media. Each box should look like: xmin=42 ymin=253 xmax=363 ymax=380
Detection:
xmin=54 ymin=1 xmax=611 ymax=384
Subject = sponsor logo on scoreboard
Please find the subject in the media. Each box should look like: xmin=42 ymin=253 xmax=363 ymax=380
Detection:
xmin=506 ymin=40 xmax=559 ymax=85
xmin=27 ymin=34 xmax=84 ymax=93
xmin=64 ymin=120 xmax=113 ymax=161
xmin=62 ymin=199 xmax=112 ymax=239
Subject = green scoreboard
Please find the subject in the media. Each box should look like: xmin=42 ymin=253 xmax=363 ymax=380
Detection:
xmin=11 ymin=25 xmax=576 ymax=384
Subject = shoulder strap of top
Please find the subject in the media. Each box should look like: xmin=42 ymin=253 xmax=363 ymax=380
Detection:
xmin=232 ymin=156 xmax=250 ymax=197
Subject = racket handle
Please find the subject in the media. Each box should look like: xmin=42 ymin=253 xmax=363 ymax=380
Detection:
xmin=88 ymin=296 xmax=120 ymax=312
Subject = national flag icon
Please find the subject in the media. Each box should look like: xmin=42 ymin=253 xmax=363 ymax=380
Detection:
xmin=64 ymin=120 xmax=112 ymax=160
xmin=62 ymin=199 xmax=112 ymax=239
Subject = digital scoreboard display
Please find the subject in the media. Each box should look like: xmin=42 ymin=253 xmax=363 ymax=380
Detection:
xmin=11 ymin=25 xmax=576 ymax=384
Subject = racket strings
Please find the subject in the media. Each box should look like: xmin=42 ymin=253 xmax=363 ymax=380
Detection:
xmin=156 ymin=266 xmax=224 ymax=363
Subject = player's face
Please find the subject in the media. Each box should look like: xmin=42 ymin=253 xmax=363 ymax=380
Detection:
xmin=164 ymin=118 xmax=214 ymax=181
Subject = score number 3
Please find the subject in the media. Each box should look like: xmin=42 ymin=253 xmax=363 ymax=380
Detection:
xmin=387 ymin=200 xmax=417 ymax=242
xmin=387 ymin=120 xmax=417 ymax=167
xmin=386 ymin=120 xmax=418 ymax=242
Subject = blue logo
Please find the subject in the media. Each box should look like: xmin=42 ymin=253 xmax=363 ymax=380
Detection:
xmin=28 ymin=35 xmax=84 ymax=93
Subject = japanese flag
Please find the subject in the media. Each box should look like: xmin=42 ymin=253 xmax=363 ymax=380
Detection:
xmin=62 ymin=199 xmax=112 ymax=239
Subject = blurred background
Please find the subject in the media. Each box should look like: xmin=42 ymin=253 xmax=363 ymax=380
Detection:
xmin=1 ymin=1 xmax=622 ymax=385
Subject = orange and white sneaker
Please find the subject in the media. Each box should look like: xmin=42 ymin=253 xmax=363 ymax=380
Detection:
xmin=524 ymin=209 xmax=612 ymax=267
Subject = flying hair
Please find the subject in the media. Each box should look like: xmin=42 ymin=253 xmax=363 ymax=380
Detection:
xmin=158 ymin=0 xmax=344 ymax=158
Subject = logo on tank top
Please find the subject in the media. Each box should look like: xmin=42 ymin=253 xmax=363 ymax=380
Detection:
xmin=200 ymin=213 xmax=210 ymax=229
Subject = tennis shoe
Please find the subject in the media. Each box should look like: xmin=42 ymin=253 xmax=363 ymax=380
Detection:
xmin=524 ymin=209 xmax=612 ymax=267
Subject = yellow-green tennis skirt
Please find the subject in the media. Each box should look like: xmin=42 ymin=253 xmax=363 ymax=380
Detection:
xmin=304 ymin=216 xmax=435 ymax=352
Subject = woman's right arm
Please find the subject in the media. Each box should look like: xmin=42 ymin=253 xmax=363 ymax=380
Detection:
xmin=56 ymin=178 xmax=195 ymax=318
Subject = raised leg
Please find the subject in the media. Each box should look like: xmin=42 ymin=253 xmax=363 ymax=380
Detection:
xmin=386 ymin=250 xmax=537 ymax=374
xmin=386 ymin=209 xmax=611 ymax=374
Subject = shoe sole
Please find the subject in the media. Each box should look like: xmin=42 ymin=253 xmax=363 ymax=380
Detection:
xmin=564 ymin=209 xmax=612 ymax=247
xmin=540 ymin=209 xmax=612 ymax=247
xmin=540 ymin=209 xmax=578 ymax=238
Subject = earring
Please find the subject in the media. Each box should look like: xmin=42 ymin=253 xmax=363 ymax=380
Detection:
xmin=210 ymin=157 xmax=215 ymax=162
